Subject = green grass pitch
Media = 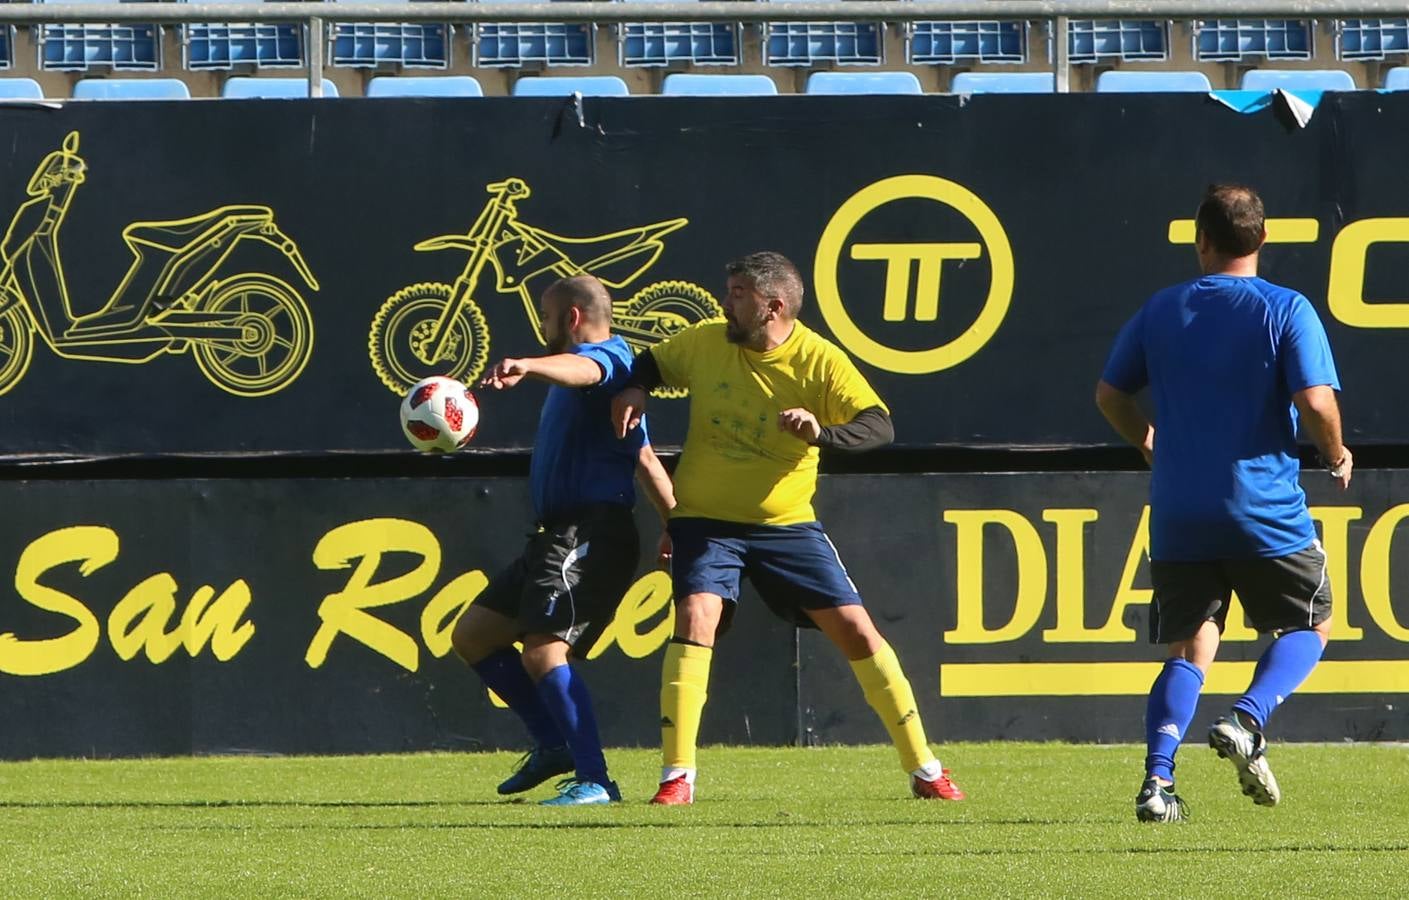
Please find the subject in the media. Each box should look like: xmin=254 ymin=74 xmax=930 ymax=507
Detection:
xmin=0 ymin=743 xmax=1405 ymax=897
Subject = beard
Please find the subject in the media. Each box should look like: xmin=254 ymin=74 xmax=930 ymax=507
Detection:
xmin=725 ymin=314 xmax=767 ymax=345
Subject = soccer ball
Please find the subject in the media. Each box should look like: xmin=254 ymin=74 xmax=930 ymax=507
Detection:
xmin=400 ymin=376 xmax=479 ymax=452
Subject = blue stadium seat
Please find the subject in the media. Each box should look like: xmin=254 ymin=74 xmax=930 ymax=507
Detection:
xmin=332 ymin=0 xmax=448 ymax=71
xmin=476 ymin=0 xmax=594 ymax=68
xmin=908 ymin=20 xmax=1025 ymax=64
xmin=661 ymin=73 xmax=778 ymax=96
xmin=1339 ymin=18 xmax=1409 ymax=61
xmin=950 ymin=72 xmax=1053 ymax=94
xmin=618 ymin=0 xmax=739 ymax=71
xmin=1240 ymin=69 xmax=1358 ymax=92
xmin=766 ymin=21 xmax=881 ymax=66
xmin=222 ymin=77 xmax=339 ymax=98
xmin=1096 ymin=70 xmax=1213 ymax=93
xmin=1387 ymin=67 xmax=1409 ymax=90
xmin=367 ymin=76 xmax=483 ymax=98
xmin=38 ymin=0 xmax=160 ymax=72
xmin=1196 ymin=20 xmax=1312 ymax=61
xmin=805 ymin=71 xmax=922 ymax=95
xmin=1069 ymin=20 xmax=1168 ymax=63
xmin=184 ymin=0 xmax=304 ymax=70
xmin=0 ymin=77 xmax=44 ymax=100
xmin=511 ymin=76 xmax=629 ymax=97
xmin=73 ymin=78 xmax=191 ymax=100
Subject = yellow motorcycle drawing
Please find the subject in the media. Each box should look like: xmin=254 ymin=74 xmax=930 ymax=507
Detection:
xmin=0 ymin=132 xmax=320 ymax=398
xmin=368 ymin=177 xmax=722 ymax=397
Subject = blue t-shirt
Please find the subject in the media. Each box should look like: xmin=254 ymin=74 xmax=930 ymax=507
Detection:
xmin=529 ymin=335 xmax=648 ymax=521
xmin=1102 ymin=275 xmax=1340 ymax=561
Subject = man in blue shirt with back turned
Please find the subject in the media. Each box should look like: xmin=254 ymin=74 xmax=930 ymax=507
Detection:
xmin=1097 ymin=185 xmax=1352 ymax=823
xmin=451 ymin=274 xmax=674 ymax=806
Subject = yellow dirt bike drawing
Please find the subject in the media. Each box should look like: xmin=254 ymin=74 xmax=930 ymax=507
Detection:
xmin=0 ymin=132 xmax=320 ymax=398
xmin=369 ymin=177 xmax=722 ymax=398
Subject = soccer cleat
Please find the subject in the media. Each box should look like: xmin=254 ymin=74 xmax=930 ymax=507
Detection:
xmin=911 ymin=768 xmax=966 ymax=801
xmin=1208 ymin=715 xmax=1281 ymax=807
xmin=1135 ymin=777 xmax=1189 ymax=823
xmin=650 ymin=776 xmax=694 ymax=805
xmin=497 ymin=745 xmax=574 ymax=796
xmin=539 ymin=778 xmax=621 ymax=806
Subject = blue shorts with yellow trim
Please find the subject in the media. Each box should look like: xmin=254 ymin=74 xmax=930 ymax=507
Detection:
xmin=666 ymin=517 xmax=863 ymax=629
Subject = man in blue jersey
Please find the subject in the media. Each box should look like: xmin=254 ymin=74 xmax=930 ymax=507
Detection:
xmin=451 ymin=274 xmax=674 ymax=806
xmin=1097 ymin=185 xmax=1352 ymax=823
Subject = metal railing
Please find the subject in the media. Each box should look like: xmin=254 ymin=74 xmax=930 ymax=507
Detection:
xmin=3 ymin=1 xmax=1404 ymax=96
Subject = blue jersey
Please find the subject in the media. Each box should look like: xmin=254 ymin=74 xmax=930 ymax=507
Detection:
xmin=1102 ymin=275 xmax=1339 ymax=561
xmin=529 ymin=336 xmax=647 ymax=521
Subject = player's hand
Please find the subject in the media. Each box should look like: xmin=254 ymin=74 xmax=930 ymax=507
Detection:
xmin=479 ymin=358 xmax=531 ymax=390
xmin=612 ymin=387 xmax=647 ymax=438
xmin=1329 ymin=446 xmax=1353 ymax=490
xmin=656 ymin=532 xmax=673 ymax=571
xmin=778 ymin=408 xmax=821 ymax=443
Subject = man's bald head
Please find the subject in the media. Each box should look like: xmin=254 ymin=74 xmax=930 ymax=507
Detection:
xmin=544 ymin=275 xmax=613 ymax=326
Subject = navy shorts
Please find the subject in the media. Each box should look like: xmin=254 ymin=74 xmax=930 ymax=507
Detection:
xmin=666 ymin=517 xmax=863 ymax=629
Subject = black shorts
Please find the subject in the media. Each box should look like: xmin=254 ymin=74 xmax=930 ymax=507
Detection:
xmin=475 ymin=503 xmax=640 ymax=647
xmin=1148 ymin=542 xmax=1331 ymax=644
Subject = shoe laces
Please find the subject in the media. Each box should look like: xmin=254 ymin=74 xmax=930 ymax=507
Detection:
xmin=658 ymin=777 xmax=691 ymax=799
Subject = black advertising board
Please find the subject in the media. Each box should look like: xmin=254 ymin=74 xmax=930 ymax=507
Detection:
xmin=1 ymin=470 xmax=1404 ymax=757
xmin=0 ymin=93 xmax=1407 ymax=458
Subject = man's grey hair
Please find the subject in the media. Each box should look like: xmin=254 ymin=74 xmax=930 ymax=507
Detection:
xmin=726 ymin=251 xmax=803 ymax=318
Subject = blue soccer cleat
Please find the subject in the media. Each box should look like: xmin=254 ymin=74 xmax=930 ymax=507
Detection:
xmin=540 ymin=778 xmax=622 ymax=806
xmin=497 ymin=745 xmax=574 ymax=796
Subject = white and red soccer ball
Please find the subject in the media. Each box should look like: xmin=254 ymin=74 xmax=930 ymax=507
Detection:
xmin=399 ymin=376 xmax=479 ymax=452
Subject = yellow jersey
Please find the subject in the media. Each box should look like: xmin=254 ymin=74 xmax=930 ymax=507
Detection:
xmin=652 ymin=320 xmax=887 ymax=525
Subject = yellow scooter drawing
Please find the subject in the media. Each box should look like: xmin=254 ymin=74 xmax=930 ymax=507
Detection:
xmin=0 ymin=132 xmax=320 ymax=398
xmin=369 ymin=177 xmax=722 ymax=397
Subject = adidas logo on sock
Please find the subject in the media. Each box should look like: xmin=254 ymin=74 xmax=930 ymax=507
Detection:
xmin=1156 ymin=723 xmax=1181 ymax=739
xmin=897 ymin=710 xmax=917 ymax=727
xmin=660 ymin=716 xmax=674 ymax=728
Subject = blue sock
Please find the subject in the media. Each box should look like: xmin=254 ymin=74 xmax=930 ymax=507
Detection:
xmin=536 ymin=665 xmax=609 ymax=786
xmin=470 ymin=648 xmax=563 ymax=749
xmin=1232 ymin=629 xmax=1325 ymax=731
xmin=1144 ymin=658 xmax=1205 ymax=783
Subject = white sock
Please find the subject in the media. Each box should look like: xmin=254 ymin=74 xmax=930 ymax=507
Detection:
xmin=661 ymin=767 xmax=697 ymax=785
xmin=911 ymin=759 xmax=944 ymax=781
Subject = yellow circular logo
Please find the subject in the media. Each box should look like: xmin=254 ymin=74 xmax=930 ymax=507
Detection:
xmin=813 ymin=175 xmax=1014 ymax=375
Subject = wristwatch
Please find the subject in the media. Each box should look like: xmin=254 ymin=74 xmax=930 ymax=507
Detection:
xmin=1328 ymin=456 xmax=1348 ymax=478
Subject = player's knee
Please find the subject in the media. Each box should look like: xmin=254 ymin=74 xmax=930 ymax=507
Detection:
xmin=675 ymin=593 xmax=723 ymax=643
xmin=520 ymin=635 xmax=569 ymax=680
xmin=451 ymin=612 xmax=493 ymax=665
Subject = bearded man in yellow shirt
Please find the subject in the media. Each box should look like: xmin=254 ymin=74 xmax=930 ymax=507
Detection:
xmin=611 ymin=251 xmax=964 ymax=805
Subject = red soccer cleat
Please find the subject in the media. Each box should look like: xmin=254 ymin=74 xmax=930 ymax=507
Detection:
xmin=911 ymin=768 xmax=966 ymax=801
xmin=650 ymin=776 xmax=695 ymax=805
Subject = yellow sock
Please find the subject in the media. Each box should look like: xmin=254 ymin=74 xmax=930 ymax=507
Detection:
xmin=850 ymin=642 xmax=934 ymax=773
xmin=661 ymin=642 xmax=712 ymax=772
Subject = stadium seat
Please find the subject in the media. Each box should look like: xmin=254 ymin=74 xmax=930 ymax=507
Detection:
xmin=1240 ymin=69 xmax=1358 ymax=92
xmin=72 ymin=78 xmax=191 ymax=100
xmin=1096 ymin=70 xmax=1213 ymax=93
xmin=511 ymin=76 xmax=630 ymax=97
xmin=909 ymin=20 xmax=1025 ymax=65
xmin=222 ymin=77 xmax=339 ymax=98
xmin=1382 ymin=66 xmax=1409 ymax=90
xmin=950 ymin=72 xmax=1053 ymax=94
xmin=0 ymin=78 xmax=44 ymax=100
xmin=661 ymin=73 xmax=778 ymax=96
xmin=805 ymin=71 xmax=922 ymax=95
xmin=366 ymin=76 xmax=483 ymax=98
